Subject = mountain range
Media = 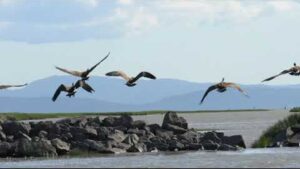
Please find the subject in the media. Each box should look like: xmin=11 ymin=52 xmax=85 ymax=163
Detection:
xmin=0 ymin=75 xmax=299 ymax=113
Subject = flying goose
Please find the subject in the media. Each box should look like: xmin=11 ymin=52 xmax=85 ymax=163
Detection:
xmin=0 ymin=83 xmax=28 ymax=90
xmin=105 ymin=71 xmax=156 ymax=87
xmin=262 ymin=63 xmax=300 ymax=82
xmin=52 ymin=80 xmax=95 ymax=102
xmin=200 ymin=78 xmax=249 ymax=104
xmin=55 ymin=52 xmax=110 ymax=80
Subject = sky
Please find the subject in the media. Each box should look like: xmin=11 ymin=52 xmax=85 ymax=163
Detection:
xmin=1 ymin=0 xmax=300 ymax=85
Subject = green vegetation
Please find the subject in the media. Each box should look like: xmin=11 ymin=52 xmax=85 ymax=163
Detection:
xmin=290 ymin=107 xmax=300 ymax=112
xmin=252 ymin=112 xmax=300 ymax=148
xmin=0 ymin=109 xmax=269 ymax=121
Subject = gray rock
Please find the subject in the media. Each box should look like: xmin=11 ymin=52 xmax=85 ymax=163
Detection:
xmin=127 ymin=143 xmax=147 ymax=153
xmin=38 ymin=130 xmax=48 ymax=139
xmin=108 ymin=130 xmax=126 ymax=143
xmin=168 ymin=139 xmax=185 ymax=151
xmin=0 ymin=142 xmax=14 ymax=157
xmin=123 ymin=134 xmax=139 ymax=146
xmin=202 ymin=141 xmax=220 ymax=151
xmin=218 ymin=144 xmax=238 ymax=151
xmin=162 ymin=112 xmax=188 ymax=129
xmin=0 ymin=130 xmax=6 ymax=141
xmin=147 ymin=124 xmax=161 ymax=134
xmin=127 ymin=128 xmax=146 ymax=137
xmin=186 ymin=143 xmax=203 ymax=150
xmin=15 ymin=138 xmax=57 ymax=157
xmin=102 ymin=115 xmax=133 ymax=128
xmin=2 ymin=121 xmax=31 ymax=136
xmin=150 ymin=137 xmax=169 ymax=151
xmin=84 ymin=139 xmax=107 ymax=152
xmin=102 ymin=148 xmax=126 ymax=154
xmin=131 ymin=120 xmax=146 ymax=129
xmin=201 ymin=132 xmax=222 ymax=144
xmin=6 ymin=135 xmax=14 ymax=143
xmin=51 ymin=138 xmax=70 ymax=155
xmin=15 ymin=132 xmax=32 ymax=141
xmin=221 ymin=135 xmax=246 ymax=149
xmin=164 ymin=124 xmax=187 ymax=134
xmin=156 ymin=129 xmax=174 ymax=140
xmin=30 ymin=121 xmax=53 ymax=136
xmin=178 ymin=130 xmax=201 ymax=143
xmin=97 ymin=127 xmax=112 ymax=140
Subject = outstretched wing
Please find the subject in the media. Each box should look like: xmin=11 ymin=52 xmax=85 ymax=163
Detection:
xmin=52 ymin=84 xmax=67 ymax=102
xmin=55 ymin=66 xmax=83 ymax=77
xmin=75 ymin=80 xmax=95 ymax=93
xmin=262 ymin=69 xmax=291 ymax=82
xmin=106 ymin=71 xmax=131 ymax=81
xmin=86 ymin=52 xmax=110 ymax=75
xmin=131 ymin=72 xmax=157 ymax=83
xmin=225 ymin=82 xmax=249 ymax=97
xmin=0 ymin=83 xmax=28 ymax=89
xmin=200 ymin=85 xmax=218 ymax=104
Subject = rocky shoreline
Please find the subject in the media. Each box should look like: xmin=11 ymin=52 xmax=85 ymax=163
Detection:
xmin=0 ymin=112 xmax=246 ymax=158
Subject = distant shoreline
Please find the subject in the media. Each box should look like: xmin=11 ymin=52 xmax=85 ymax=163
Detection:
xmin=0 ymin=109 xmax=270 ymax=121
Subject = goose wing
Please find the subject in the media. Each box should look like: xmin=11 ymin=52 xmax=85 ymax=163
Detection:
xmin=52 ymin=84 xmax=67 ymax=102
xmin=130 ymin=71 xmax=157 ymax=83
xmin=200 ymin=85 xmax=218 ymax=104
xmin=0 ymin=83 xmax=28 ymax=89
xmin=262 ymin=69 xmax=291 ymax=82
xmin=224 ymin=82 xmax=249 ymax=97
xmin=85 ymin=52 xmax=110 ymax=75
xmin=55 ymin=66 xmax=83 ymax=77
xmin=75 ymin=80 xmax=95 ymax=93
xmin=106 ymin=71 xmax=131 ymax=81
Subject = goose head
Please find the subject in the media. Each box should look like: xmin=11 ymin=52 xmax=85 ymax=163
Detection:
xmin=294 ymin=62 xmax=297 ymax=67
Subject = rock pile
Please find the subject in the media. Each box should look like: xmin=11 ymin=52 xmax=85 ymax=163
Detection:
xmin=0 ymin=112 xmax=246 ymax=157
xmin=269 ymin=124 xmax=300 ymax=147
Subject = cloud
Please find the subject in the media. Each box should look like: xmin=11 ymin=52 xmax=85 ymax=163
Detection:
xmin=0 ymin=0 xmax=298 ymax=43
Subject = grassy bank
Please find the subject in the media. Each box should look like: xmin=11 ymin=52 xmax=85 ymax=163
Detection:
xmin=252 ymin=112 xmax=300 ymax=148
xmin=0 ymin=109 xmax=268 ymax=121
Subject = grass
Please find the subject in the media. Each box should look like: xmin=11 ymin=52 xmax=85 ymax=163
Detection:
xmin=252 ymin=112 xmax=300 ymax=148
xmin=0 ymin=109 xmax=269 ymax=121
xmin=290 ymin=107 xmax=300 ymax=112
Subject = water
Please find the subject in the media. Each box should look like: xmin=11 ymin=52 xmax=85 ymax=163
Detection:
xmin=1 ymin=148 xmax=300 ymax=168
xmin=3 ymin=110 xmax=297 ymax=168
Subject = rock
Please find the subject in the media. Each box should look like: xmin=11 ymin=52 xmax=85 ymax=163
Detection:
xmin=127 ymin=143 xmax=147 ymax=153
xmin=127 ymin=128 xmax=146 ymax=137
xmin=164 ymin=124 xmax=187 ymax=134
xmin=102 ymin=148 xmax=126 ymax=154
xmin=0 ymin=142 xmax=14 ymax=157
xmin=2 ymin=121 xmax=31 ymax=136
xmin=6 ymin=135 xmax=14 ymax=143
xmin=156 ymin=129 xmax=174 ymax=140
xmin=108 ymin=130 xmax=126 ymax=143
xmin=106 ymin=140 xmax=131 ymax=150
xmin=70 ymin=127 xmax=97 ymax=141
xmin=51 ymin=138 xmax=70 ymax=155
xmin=38 ymin=130 xmax=48 ymax=139
xmin=15 ymin=132 xmax=32 ymax=141
xmin=84 ymin=127 xmax=98 ymax=138
xmin=186 ymin=143 xmax=203 ymax=150
xmin=202 ymin=141 xmax=220 ymax=151
xmin=273 ymin=130 xmax=287 ymax=144
xmin=123 ymin=134 xmax=139 ymax=146
xmin=201 ymin=132 xmax=222 ymax=144
xmin=0 ymin=130 xmax=6 ymax=141
xmin=131 ymin=120 xmax=146 ymax=129
xmin=162 ymin=112 xmax=188 ymax=129
xmin=147 ymin=124 xmax=161 ymax=134
xmin=168 ymin=139 xmax=185 ymax=151
xmin=97 ymin=127 xmax=112 ymax=140
xmin=218 ymin=144 xmax=238 ymax=151
xmin=30 ymin=121 xmax=53 ymax=136
xmin=287 ymin=125 xmax=300 ymax=135
xmin=221 ymin=135 xmax=246 ymax=149
xmin=15 ymin=138 xmax=57 ymax=157
xmin=150 ymin=137 xmax=169 ymax=151
xmin=178 ymin=130 xmax=201 ymax=143
xmin=102 ymin=115 xmax=133 ymax=128
xmin=58 ymin=117 xmax=88 ymax=128
xmin=84 ymin=139 xmax=107 ymax=152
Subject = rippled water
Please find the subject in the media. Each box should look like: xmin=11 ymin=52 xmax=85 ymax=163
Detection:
xmin=3 ymin=110 xmax=296 ymax=168
xmin=1 ymin=148 xmax=300 ymax=168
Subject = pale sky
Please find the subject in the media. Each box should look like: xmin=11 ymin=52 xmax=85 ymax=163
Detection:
xmin=1 ymin=0 xmax=300 ymax=85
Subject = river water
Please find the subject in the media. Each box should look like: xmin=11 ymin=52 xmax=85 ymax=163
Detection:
xmin=1 ymin=110 xmax=299 ymax=168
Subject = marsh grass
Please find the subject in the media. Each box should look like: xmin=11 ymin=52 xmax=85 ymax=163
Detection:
xmin=252 ymin=112 xmax=300 ymax=148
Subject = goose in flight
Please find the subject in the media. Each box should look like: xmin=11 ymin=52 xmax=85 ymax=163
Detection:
xmin=200 ymin=78 xmax=249 ymax=104
xmin=105 ymin=71 xmax=156 ymax=87
xmin=52 ymin=80 xmax=95 ymax=102
xmin=55 ymin=52 xmax=110 ymax=80
xmin=262 ymin=63 xmax=300 ymax=82
xmin=0 ymin=83 xmax=28 ymax=90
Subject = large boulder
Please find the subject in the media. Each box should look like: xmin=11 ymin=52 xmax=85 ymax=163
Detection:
xmin=107 ymin=130 xmax=126 ymax=143
xmin=201 ymin=132 xmax=222 ymax=144
xmin=15 ymin=138 xmax=57 ymax=157
xmin=127 ymin=143 xmax=147 ymax=153
xmin=97 ymin=127 xmax=112 ymax=140
xmin=123 ymin=134 xmax=139 ymax=146
xmin=0 ymin=142 xmax=14 ymax=157
xmin=0 ymin=130 xmax=6 ymax=141
xmin=162 ymin=112 xmax=188 ymax=129
xmin=147 ymin=124 xmax=161 ymax=134
xmin=30 ymin=121 xmax=54 ymax=136
xmin=102 ymin=115 xmax=133 ymax=128
xmin=221 ymin=135 xmax=246 ymax=149
xmin=168 ymin=139 xmax=185 ymax=151
xmin=155 ymin=129 xmax=174 ymax=140
xmin=127 ymin=128 xmax=146 ymax=137
xmin=51 ymin=138 xmax=70 ymax=155
xmin=178 ymin=130 xmax=201 ymax=143
xmin=202 ymin=140 xmax=220 ymax=151
xmin=2 ymin=121 xmax=31 ymax=136
xmin=131 ymin=120 xmax=146 ymax=129
xmin=149 ymin=137 xmax=169 ymax=151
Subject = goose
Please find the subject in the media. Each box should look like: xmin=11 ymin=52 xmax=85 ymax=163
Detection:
xmin=105 ymin=71 xmax=156 ymax=87
xmin=0 ymin=83 xmax=28 ymax=90
xmin=52 ymin=80 xmax=94 ymax=102
xmin=55 ymin=52 xmax=110 ymax=80
xmin=262 ymin=63 xmax=300 ymax=82
xmin=200 ymin=78 xmax=249 ymax=104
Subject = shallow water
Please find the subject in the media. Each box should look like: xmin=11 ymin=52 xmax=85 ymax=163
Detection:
xmin=1 ymin=148 xmax=300 ymax=168
xmin=6 ymin=109 xmax=295 ymax=168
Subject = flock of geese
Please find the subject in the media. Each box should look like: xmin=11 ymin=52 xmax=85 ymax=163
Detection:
xmin=2 ymin=52 xmax=300 ymax=105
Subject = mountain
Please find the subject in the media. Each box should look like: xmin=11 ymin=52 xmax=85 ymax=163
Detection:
xmin=0 ymin=75 xmax=299 ymax=113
